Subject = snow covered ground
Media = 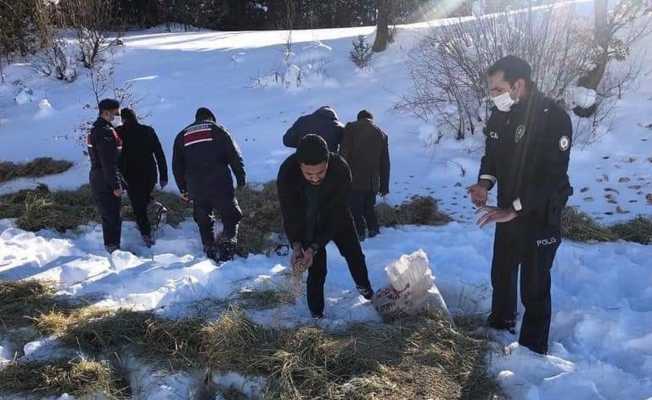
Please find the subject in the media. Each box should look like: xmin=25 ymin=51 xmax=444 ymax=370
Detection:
xmin=1 ymin=3 xmax=652 ymax=399
xmin=1 ymin=216 xmax=651 ymax=399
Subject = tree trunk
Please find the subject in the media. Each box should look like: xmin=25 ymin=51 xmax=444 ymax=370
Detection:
xmin=573 ymin=0 xmax=609 ymax=117
xmin=372 ymin=0 xmax=390 ymax=52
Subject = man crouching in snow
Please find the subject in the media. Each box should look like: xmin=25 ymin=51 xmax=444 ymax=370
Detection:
xmin=277 ymin=134 xmax=374 ymax=319
xmin=468 ymin=56 xmax=573 ymax=354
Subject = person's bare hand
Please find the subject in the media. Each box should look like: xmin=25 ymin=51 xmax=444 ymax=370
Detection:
xmin=467 ymin=183 xmax=488 ymax=207
xmin=475 ymin=207 xmax=518 ymax=227
xmin=291 ymin=243 xmax=305 ymax=272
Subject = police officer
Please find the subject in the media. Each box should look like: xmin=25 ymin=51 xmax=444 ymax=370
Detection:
xmin=88 ymin=98 xmax=124 ymax=253
xmin=468 ymin=56 xmax=573 ymax=354
xmin=172 ymin=107 xmax=246 ymax=262
xmin=277 ymin=134 xmax=374 ymax=319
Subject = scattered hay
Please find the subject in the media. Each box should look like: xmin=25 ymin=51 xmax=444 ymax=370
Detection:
xmin=236 ymin=183 xmax=284 ymax=256
xmin=611 ymin=216 xmax=652 ymax=245
xmin=35 ymin=307 xmax=204 ymax=370
xmin=235 ymin=287 xmax=296 ymax=310
xmin=562 ymin=208 xmax=652 ymax=244
xmin=0 ymin=280 xmax=61 ymax=330
xmin=0 ymin=158 xmax=73 ymax=183
xmin=200 ymin=306 xmax=274 ymax=375
xmin=8 ymin=296 xmax=502 ymax=399
xmin=0 ymin=358 xmax=129 ymax=399
xmin=377 ymin=195 xmax=451 ymax=227
xmin=200 ymin=307 xmax=502 ymax=400
xmin=561 ymin=207 xmax=617 ymax=242
xmin=0 ymin=184 xmax=98 ymax=232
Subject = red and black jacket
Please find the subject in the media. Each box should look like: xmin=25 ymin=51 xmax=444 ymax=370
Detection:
xmin=172 ymin=120 xmax=246 ymax=201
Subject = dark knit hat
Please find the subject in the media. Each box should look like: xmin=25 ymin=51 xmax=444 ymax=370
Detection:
xmin=357 ymin=109 xmax=373 ymax=120
xmin=195 ymin=107 xmax=216 ymax=122
xmin=297 ymin=134 xmax=329 ymax=165
xmin=98 ymin=98 xmax=120 ymax=112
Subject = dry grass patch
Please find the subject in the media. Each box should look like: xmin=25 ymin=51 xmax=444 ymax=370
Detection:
xmin=0 ymin=158 xmax=73 ymax=183
xmin=0 ymin=184 xmax=98 ymax=232
xmin=377 ymin=195 xmax=451 ymax=227
xmin=611 ymin=216 xmax=652 ymax=245
xmin=562 ymin=207 xmax=652 ymax=244
xmin=201 ymin=307 xmax=502 ymax=400
xmin=236 ymin=183 xmax=285 ymax=256
xmin=35 ymin=308 xmax=205 ymax=370
xmin=0 ymin=358 xmax=129 ymax=399
xmin=561 ymin=207 xmax=617 ymax=242
xmin=7 ymin=297 xmax=501 ymax=399
xmin=235 ymin=287 xmax=296 ymax=310
xmin=0 ymin=280 xmax=63 ymax=330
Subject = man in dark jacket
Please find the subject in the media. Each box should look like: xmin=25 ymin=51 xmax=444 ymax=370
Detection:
xmin=87 ymin=98 xmax=123 ymax=253
xmin=468 ymin=56 xmax=573 ymax=354
xmin=172 ymin=107 xmax=246 ymax=262
xmin=341 ymin=110 xmax=390 ymax=240
xmin=116 ymin=108 xmax=168 ymax=247
xmin=277 ymin=134 xmax=374 ymax=319
xmin=283 ymin=106 xmax=344 ymax=152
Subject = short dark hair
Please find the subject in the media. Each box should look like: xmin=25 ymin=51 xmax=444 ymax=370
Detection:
xmin=98 ymin=98 xmax=120 ymax=112
xmin=120 ymin=108 xmax=138 ymax=126
xmin=357 ymin=109 xmax=373 ymax=120
xmin=195 ymin=107 xmax=216 ymax=122
xmin=487 ymin=56 xmax=532 ymax=85
xmin=296 ymin=134 xmax=329 ymax=165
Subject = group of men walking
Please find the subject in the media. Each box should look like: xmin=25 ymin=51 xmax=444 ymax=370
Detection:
xmin=88 ymin=100 xmax=390 ymax=318
xmin=88 ymin=55 xmax=572 ymax=354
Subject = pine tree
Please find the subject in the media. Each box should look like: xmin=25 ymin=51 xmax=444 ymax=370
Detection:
xmin=350 ymin=35 xmax=372 ymax=68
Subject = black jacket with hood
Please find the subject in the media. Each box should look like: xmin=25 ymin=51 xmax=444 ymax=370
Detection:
xmin=283 ymin=106 xmax=344 ymax=153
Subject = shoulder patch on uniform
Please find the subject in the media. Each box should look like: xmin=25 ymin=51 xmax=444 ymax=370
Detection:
xmin=515 ymin=125 xmax=526 ymax=143
xmin=559 ymin=135 xmax=570 ymax=151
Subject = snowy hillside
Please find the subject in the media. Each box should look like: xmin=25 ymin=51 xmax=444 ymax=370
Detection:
xmin=1 ymin=4 xmax=652 ymax=400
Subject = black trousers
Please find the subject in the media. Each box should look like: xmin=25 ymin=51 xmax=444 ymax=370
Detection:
xmin=490 ymin=221 xmax=561 ymax=354
xmin=193 ymin=194 xmax=242 ymax=250
xmin=306 ymin=214 xmax=372 ymax=315
xmin=350 ymin=190 xmax=379 ymax=238
xmin=126 ymin=179 xmax=155 ymax=237
xmin=90 ymin=171 xmax=122 ymax=248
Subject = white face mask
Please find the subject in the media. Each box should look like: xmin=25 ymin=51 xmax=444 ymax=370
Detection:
xmin=491 ymin=91 xmax=516 ymax=112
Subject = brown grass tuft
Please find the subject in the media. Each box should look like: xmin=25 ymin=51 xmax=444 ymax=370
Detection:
xmin=0 ymin=358 xmax=129 ymax=398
